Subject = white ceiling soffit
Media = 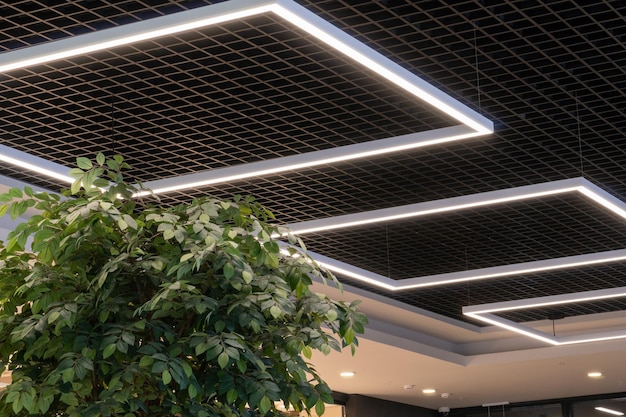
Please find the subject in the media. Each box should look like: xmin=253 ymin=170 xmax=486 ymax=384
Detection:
xmin=463 ymin=286 xmax=626 ymax=346
xmin=0 ymin=0 xmax=492 ymax=191
xmin=288 ymin=177 xmax=626 ymax=290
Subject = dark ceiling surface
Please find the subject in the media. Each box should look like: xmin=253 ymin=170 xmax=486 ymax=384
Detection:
xmin=1 ymin=0 xmax=626 ymax=323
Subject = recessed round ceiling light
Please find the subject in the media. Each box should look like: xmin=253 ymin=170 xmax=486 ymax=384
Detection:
xmin=340 ymin=371 xmax=355 ymax=377
xmin=588 ymin=371 xmax=603 ymax=378
xmin=422 ymin=388 xmax=437 ymax=394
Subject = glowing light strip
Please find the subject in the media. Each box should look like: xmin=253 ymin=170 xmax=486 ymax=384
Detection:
xmin=397 ymin=249 xmax=626 ymax=290
xmin=578 ymin=186 xmax=626 ymax=220
xmin=463 ymin=286 xmax=626 ymax=345
xmin=464 ymin=286 xmax=626 ymax=315
xmin=287 ymin=178 xmax=585 ymax=235
xmin=596 ymin=407 xmax=625 ymax=416
xmin=0 ymin=0 xmax=492 ymax=135
xmin=0 ymin=0 xmax=274 ymax=73
xmin=286 ymin=177 xmax=626 ymax=236
xmin=0 ymin=144 xmax=73 ymax=184
xmin=283 ymin=178 xmax=626 ymax=290
xmin=137 ymin=126 xmax=479 ymax=196
xmin=313 ymin=255 xmax=398 ymax=291
xmin=310 ymin=248 xmax=626 ymax=291
xmin=271 ymin=0 xmax=492 ymax=134
xmin=0 ymin=0 xmax=492 ymax=188
xmin=278 ymin=245 xmax=397 ymax=290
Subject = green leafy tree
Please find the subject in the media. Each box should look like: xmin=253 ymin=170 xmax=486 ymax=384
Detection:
xmin=0 ymin=154 xmax=366 ymax=417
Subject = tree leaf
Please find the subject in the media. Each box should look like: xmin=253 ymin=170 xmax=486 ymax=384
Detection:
xmin=8 ymin=187 xmax=23 ymax=198
xmin=121 ymin=331 xmax=135 ymax=345
xmin=223 ymin=263 xmax=234 ymax=279
xmin=162 ymin=369 xmax=172 ymax=385
xmin=315 ymin=399 xmax=326 ymax=416
xmin=106 ymin=159 xmax=119 ymax=171
xmin=188 ymin=383 xmax=198 ymax=399
xmin=180 ymin=253 xmax=194 ymax=263
xmin=343 ymin=327 xmax=355 ymax=345
xmin=68 ymin=168 xmax=84 ymax=179
xmin=259 ymin=396 xmax=272 ymax=415
xmin=217 ymin=352 xmax=229 ymax=369
xmin=139 ymin=355 xmax=154 ymax=369
xmin=76 ymin=157 xmax=93 ymax=170
xmin=174 ymin=228 xmax=185 ymax=243
xmin=118 ymin=218 xmax=128 ymax=230
xmin=270 ymin=305 xmax=282 ymax=319
xmin=103 ymin=344 xmax=116 ymax=359
xmin=226 ymin=388 xmax=238 ymax=404
xmin=163 ymin=229 xmax=175 ymax=240
xmin=122 ymin=214 xmax=138 ymax=230
xmin=71 ymin=178 xmax=82 ymax=195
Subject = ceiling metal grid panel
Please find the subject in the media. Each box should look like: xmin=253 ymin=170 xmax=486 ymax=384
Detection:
xmin=299 ymin=193 xmax=626 ymax=280
xmin=338 ymin=263 xmax=626 ymax=323
xmin=1 ymin=0 xmax=626 ymax=324
xmin=0 ymin=13 xmax=451 ymax=184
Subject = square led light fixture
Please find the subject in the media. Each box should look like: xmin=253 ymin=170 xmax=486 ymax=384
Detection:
xmin=0 ymin=0 xmax=492 ymax=191
xmin=463 ymin=286 xmax=626 ymax=345
xmin=288 ymin=177 xmax=626 ymax=290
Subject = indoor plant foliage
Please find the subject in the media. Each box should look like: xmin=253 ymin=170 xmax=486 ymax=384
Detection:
xmin=0 ymin=154 xmax=366 ymax=417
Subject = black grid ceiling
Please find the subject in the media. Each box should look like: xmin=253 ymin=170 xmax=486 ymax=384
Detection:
xmin=1 ymin=0 xmax=626 ymax=323
xmin=1 ymin=14 xmax=452 ymax=181
xmin=301 ymin=193 xmax=626 ymax=280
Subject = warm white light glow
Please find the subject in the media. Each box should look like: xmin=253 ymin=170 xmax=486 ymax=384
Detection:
xmin=0 ymin=153 xmax=73 ymax=184
xmin=316 ymin=259 xmax=397 ymax=291
xmin=281 ymin=178 xmax=626 ymax=292
xmin=0 ymin=0 xmax=492 ymax=133
xmin=465 ymin=286 xmax=626 ymax=316
xmin=577 ymin=187 xmax=626 ymax=220
xmin=288 ymin=184 xmax=578 ymax=235
xmin=463 ymin=286 xmax=626 ymax=345
xmin=422 ymin=388 xmax=437 ymax=394
xmin=287 ymin=178 xmax=626 ymax=236
xmin=595 ymin=407 xmax=624 ymax=416
xmin=0 ymin=0 xmax=492 ymax=193
xmin=465 ymin=313 xmax=559 ymax=345
xmin=271 ymin=4 xmax=492 ymax=134
xmin=588 ymin=372 xmax=603 ymax=378
xmin=339 ymin=371 xmax=355 ymax=377
xmin=138 ymin=128 xmax=482 ymax=196
xmin=465 ymin=288 xmax=626 ymax=315
xmin=0 ymin=3 xmax=274 ymax=73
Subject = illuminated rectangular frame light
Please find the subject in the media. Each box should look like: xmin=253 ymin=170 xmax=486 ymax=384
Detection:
xmin=0 ymin=0 xmax=492 ymax=191
xmin=463 ymin=286 xmax=626 ymax=345
xmin=287 ymin=177 xmax=626 ymax=290
xmin=595 ymin=407 xmax=625 ymax=416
